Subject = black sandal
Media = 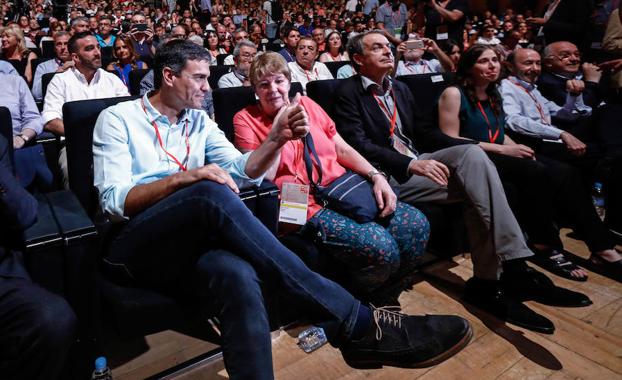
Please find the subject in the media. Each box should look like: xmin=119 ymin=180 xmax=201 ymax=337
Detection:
xmin=528 ymin=248 xmax=588 ymax=282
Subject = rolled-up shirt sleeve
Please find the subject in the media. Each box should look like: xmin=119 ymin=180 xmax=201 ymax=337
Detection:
xmin=93 ymin=108 xmax=134 ymax=221
xmin=204 ymin=122 xmax=264 ymax=189
xmin=500 ymin=81 xmax=564 ymax=140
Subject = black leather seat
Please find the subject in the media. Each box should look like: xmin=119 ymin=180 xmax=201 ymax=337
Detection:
xmin=41 ymin=39 xmax=55 ymax=59
xmin=41 ymin=72 xmax=57 ymax=102
xmin=396 ymin=72 xmax=455 ymax=117
xmin=306 ymin=79 xmax=343 ymax=117
xmin=0 ymin=107 xmax=14 ymax=169
xmin=208 ymin=64 xmax=233 ymax=89
xmin=323 ymin=61 xmax=351 ymax=78
xmin=216 ymin=53 xmax=229 ymax=66
xmin=128 ymin=68 xmax=150 ymax=96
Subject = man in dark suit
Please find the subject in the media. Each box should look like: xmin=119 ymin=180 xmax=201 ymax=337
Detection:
xmin=526 ymin=0 xmax=595 ymax=51
xmin=0 ymin=134 xmax=76 ymax=380
xmin=333 ymin=31 xmax=591 ymax=335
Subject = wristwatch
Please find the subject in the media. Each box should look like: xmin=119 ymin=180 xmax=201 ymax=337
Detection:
xmin=367 ymin=170 xmax=387 ymax=180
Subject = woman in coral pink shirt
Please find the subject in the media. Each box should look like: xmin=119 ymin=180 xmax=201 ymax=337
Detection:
xmin=234 ymin=52 xmax=430 ymax=295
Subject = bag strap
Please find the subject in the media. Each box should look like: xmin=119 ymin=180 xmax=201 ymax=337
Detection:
xmin=302 ymin=133 xmax=323 ymax=190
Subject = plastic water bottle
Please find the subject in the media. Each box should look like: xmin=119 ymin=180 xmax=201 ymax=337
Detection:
xmin=91 ymin=357 xmax=113 ymax=380
xmin=592 ymin=182 xmax=606 ymax=221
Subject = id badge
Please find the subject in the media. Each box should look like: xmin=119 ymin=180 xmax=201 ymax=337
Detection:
xmin=279 ymin=183 xmax=309 ymax=225
xmin=394 ymin=26 xmax=402 ymax=39
xmin=436 ymin=25 xmax=448 ymax=40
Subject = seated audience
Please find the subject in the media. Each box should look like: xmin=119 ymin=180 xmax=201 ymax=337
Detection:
xmin=476 ymin=25 xmax=501 ymax=46
xmin=234 ymin=52 xmax=430 ymax=294
xmin=32 ymin=31 xmax=73 ymax=102
xmin=106 ymin=36 xmax=149 ymax=89
xmin=312 ymin=27 xmax=326 ymax=53
xmin=278 ymin=26 xmax=300 ymax=63
xmin=70 ymin=16 xmax=89 ymax=34
xmin=0 ymin=132 xmax=76 ymax=380
xmin=206 ymin=30 xmax=226 ymax=65
xmin=438 ymin=45 xmax=619 ymax=281
xmin=441 ymin=39 xmax=462 ymax=71
xmin=93 ymin=39 xmax=473 ymax=379
xmin=319 ymin=31 xmax=350 ymax=62
xmin=1 ymin=25 xmax=38 ymax=85
xmin=0 ymin=59 xmax=18 ymax=75
xmin=127 ymin=12 xmax=155 ymax=61
xmin=394 ymin=37 xmax=454 ymax=76
xmin=333 ymin=31 xmax=591 ymax=335
xmin=288 ymin=37 xmax=333 ymax=92
xmin=337 ymin=63 xmax=356 ymax=79
xmin=218 ymin=40 xmax=256 ymax=88
xmin=42 ymin=32 xmax=129 ymax=186
xmin=500 ymin=49 xmax=622 ymax=274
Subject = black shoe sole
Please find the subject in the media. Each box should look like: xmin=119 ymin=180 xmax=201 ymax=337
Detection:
xmin=343 ymin=324 xmax=473 ymax=369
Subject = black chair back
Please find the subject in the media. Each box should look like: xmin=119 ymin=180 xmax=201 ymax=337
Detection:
xmin=306 ymin=79 xmax=343 ymax=120
xmin=128 ymin=68 xmax=150 ymax=96
xmin=0 ymin=107 xmax=13 ymax=170
xmin=30 ymin=57 xmax=47 ymax=83
xmin=216 ymin=53 xmax=230 ymax=66
xmin=213 ymin=83 xmax=303 ymax=142
xmin=323 ymin=61 xmax=350 ymax=78
xmin=63 ymin=96 xmax=138 ymax=215
xmin=7 ymin=59 xmax=24 ymax=76
xmin=208 ymin=64 xmax=233 ymax=90
xmin=41 ymin=72 xmax=57 ymax=102
xmin=396 ymin=72 xmax=455 ymax=116
xmin=41 ymin=40 xmax=55 ymax=59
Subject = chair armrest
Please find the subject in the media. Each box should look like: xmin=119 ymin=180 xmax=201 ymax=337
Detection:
xmin=239 ymin=181 xmax=279 ymax=236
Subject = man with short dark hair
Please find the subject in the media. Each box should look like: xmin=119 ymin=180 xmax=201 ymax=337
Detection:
xmin=333 ymin=31 xmax=591 ymax=334
xmin=287 ymin=37 xmax=333 ymax=92
xmin=42 ymin=32 xmax=128 ymax=186
xmin=278 ymin=26 xmax=300 ymax=63
xmin=95 ymin=15 xmax=116 ymax=47
xmin=93 ymin=39 xmax=473 ymax=380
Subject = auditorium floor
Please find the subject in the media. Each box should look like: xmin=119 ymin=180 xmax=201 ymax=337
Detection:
xmin=111 ymin=229 xmax=622 ymax=379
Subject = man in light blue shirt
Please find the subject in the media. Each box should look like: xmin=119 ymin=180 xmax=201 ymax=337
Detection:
xmin=500 ymin=48 xmax=591 ymax=156
xmin=375 ymin=0 xmax=407 ymax=36
xmin=0 ymin=60 xmax=18 ymax=75
xmin=94 ymin=40 xmax=473 ymax=380
xmin=32 ymin=31 xmax=73 ymax=102
xmin=364 ymin=0 xmax=379 ymax=15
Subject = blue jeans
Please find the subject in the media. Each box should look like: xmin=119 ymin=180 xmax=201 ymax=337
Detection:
xmin=305 ymin=202 xmax=429 ymax=292
xmin=103 ymin=181 xmax=361 ymax=380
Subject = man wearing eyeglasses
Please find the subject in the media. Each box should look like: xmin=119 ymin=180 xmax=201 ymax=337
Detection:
xmin=218 ymin=40 xmax=257 ymax=88
xmin=95 ymin=16 xmax=116 ymax=48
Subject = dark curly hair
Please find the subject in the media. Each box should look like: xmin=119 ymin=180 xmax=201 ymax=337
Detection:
xmin=455 ymin=44 xmax=502 ymax=113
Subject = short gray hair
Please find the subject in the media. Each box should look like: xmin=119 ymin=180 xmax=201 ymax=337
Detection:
xmin=346 ymin=30 xmax=385 ymax=71
xmin=233 ymin=40 xmax=257 ymax=58
xmin=70 ymin=16 xmax=89 ymax=26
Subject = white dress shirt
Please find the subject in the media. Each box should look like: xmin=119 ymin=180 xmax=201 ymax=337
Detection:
xmin=42 ymin=67 xmax=129 ymax=123
xmin=287 ymin=61 xmax=333 ymax=93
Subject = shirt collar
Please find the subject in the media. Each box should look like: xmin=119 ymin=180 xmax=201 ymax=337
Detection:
xmin=141 ymin=92 xmax=192 ymax=125
xmin=71 ymin=66 xmax=102 ymax=83
xmin=509 ymin=75 xmax=537 ymax=91
xmin=360 ymin=75 xmax=392 ymax=95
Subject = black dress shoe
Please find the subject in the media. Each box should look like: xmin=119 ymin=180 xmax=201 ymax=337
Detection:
xmin=340 ymin=306 xmax=472 ymax=369
xmin=502 ymin=266 xmax=592 ymax=307
xmin=465 ymin=278 xmax=555 ymax=334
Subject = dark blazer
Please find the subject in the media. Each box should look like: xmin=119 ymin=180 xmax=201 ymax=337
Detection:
xmin=0 ymin=134 xmax=38 ymax=277
xmin=332 ymin=75 xmax=473 ymax=183
xmin=537 ymin=71 xmax=602 ymax=108
xmin=543 ymin=0 xmax=595 ymax=51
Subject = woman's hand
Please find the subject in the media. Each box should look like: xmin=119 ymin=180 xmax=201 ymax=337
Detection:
xmin=269 ymin=93 xmax=310 ymax=145
xmin=499 ymin=143 xmax=535 ymax=158
xmin=372 ymin=175 xmax=397 ymax=218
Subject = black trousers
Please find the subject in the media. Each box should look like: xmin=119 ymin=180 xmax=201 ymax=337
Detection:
xmin=0 ymin=256 xmax=76 ymax=380
xmin=488 ymin=151 xmax=614 ymax=252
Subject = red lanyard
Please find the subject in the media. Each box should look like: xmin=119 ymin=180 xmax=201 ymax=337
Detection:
xmin=373 ymin=89 xmax=398 ymax=136
xmin=304 ymin=67 xmax=319 ymax=82
xmin=509 ymin=78 xmax=549 ymax=124
xmin=141 ymin=99 xmax=190 ymax=172
xmin=476 ymin=100 xmax=500 ymax=143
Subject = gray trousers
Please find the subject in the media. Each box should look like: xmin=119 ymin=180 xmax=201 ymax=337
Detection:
xmin=395 ymin=145 xmax=533 ymax=280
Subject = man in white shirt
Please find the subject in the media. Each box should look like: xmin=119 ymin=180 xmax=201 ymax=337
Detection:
xmin=32 ymin=31 xmax=74 ymax=102
xmin=42 ymin=32 xmax=128 ymax=186
xmin=287 ymin=37 xmax=333 ymax=93
xmin=394 ymin=37 xmax=453 ymax=76
xmin=218 ymin=41 xmax=257 ymax=88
